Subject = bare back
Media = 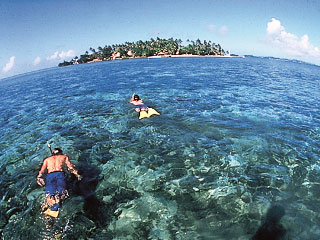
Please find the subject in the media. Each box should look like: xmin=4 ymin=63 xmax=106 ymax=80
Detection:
xmin=38 ymin=154 xmax=76 ymax=177
xmin=130 ymin=99 xmax=144 ymax=105
xmin=45 ymin=155 xmax=69 ymax=173
xmin=37 ymin=152 xmax=81 ymax=186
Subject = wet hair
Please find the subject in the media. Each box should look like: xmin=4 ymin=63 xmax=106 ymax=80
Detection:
xmin=133 ymin=94 xmax=140 ymax=100
xmin=52 ymin=148 xmax=63 ymax=155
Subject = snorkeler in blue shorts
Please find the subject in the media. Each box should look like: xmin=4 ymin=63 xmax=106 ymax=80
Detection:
xmin=45 ymin=171 xmax=67 ymax=210
xmin=37 ymin=146 xmax=82 ymax=216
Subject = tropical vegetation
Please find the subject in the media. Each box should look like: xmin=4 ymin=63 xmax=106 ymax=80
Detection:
xmin=58 ymin=37 xmax=225 ymax=67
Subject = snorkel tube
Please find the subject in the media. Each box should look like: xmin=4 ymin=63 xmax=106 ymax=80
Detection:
xmin=48 ymin=143 xmax=53 ymax=155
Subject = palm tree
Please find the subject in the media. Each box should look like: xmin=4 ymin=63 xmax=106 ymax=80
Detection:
xmin=59 ymin=37 xmax=226 ymax=66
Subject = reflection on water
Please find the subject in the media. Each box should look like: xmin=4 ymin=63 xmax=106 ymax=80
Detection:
xmin=0 ymin=57 xmax=320 ymax=239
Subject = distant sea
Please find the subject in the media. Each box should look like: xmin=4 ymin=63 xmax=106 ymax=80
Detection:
xmin=1 ymin=56 xmax=320 ymax=240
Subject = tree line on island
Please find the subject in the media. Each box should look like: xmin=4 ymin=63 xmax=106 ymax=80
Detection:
xmin=58 ymin=37 xmax=226 ymax=67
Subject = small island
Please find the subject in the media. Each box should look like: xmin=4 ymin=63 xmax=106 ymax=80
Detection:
xmin=59 ymin=37 xmax=240 ymax=67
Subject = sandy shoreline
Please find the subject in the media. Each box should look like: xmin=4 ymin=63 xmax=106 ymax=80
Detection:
xmin=85 ymin=54 xmax=245 ymax=64
xmin=147 ymin=54 xmax=245 ymax=59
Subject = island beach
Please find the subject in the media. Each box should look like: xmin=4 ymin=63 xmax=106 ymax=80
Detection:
xmin=58 ymin=38 xmax=243 ymax=67
xmin=147 ymin=54 xmax=245 ymax=59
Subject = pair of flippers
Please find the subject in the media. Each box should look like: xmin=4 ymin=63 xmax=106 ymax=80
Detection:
xmin=138 ymin=107 xmax=160 ymax=119
xmin=44 ymin=208 xmax=59 ymax=218
xmin=43 ymin=203 xmax=60 ymax=217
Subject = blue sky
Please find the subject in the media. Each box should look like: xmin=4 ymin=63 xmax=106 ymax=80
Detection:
xmin=1 ymin=0 xmax=320 ymax=79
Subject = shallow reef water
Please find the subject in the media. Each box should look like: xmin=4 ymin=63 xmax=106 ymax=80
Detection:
xmin=0 ymin=56 xmax=320 ymax=239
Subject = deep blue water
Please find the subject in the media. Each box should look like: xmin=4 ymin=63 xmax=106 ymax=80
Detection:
xmin=1 ymin=56 xmax=320 ymax=239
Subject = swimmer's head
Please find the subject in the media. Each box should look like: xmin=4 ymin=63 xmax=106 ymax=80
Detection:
xmin=52 ymin=148 xmax=63 ymax=155
xmin=133 ymin=94 xmax=140 ymax=101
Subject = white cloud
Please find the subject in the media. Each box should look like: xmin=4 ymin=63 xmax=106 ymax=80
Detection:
xmin=2 ymin=56 xmax=15 ymax=72
xmin=47 ymin=50 xmax=75 ymax=61
xmin=207 ymin=24 xmax=228 ymax=36
xmin=47 ymin=51 xmax=59 ymax=61
xmin=219 ymin=26 xmax=228 ymax=36
xmin=58 ymin=50 xmax=75 ymax=59
xmin=267 ymin=18 xmax=284 ymax=36
xmin=33 ymin=56 xmax=41 ymax=66
xmin=208 ymin=24 xmax=216 ymax=32
xmin=266 ymin=18 xmax=320 ymax=60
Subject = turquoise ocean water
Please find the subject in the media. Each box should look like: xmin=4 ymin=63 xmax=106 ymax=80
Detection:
xmin=0 ymin=56 xmax=320 ymax=239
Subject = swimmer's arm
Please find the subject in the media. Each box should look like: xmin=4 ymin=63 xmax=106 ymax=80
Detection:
xmin=65 ymin=156 xmax=82 ymax=180
xmin=129 ymin=93 xmax=135 ymax=103
xmin=129 ymin=94 xmax=134 ymax=103
xmin=37 ymin=160 xmax=47 ymax=186
xmin=130 ymin=100 xmax=144 ymax=105
xmin=37 ymin=159 xmax=47 ymax=178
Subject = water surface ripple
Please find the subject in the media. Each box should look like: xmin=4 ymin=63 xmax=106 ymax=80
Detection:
xmin=0 ymin=57 xmax=320 ymax=239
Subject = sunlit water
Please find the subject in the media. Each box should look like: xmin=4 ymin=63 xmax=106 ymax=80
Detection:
xmin=1 ymin=56 xmax=320 ymax=239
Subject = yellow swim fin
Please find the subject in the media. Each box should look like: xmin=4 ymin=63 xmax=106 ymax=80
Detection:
xmin=139 ymin=110 xmax=149 ymax=119
xmin=147 ymin=108 xmax=160 ymax=117
xmin=44 ymin=208 xmax=59 ymax=218
xmin=139 ymin=108 xmax=160 ymax=119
